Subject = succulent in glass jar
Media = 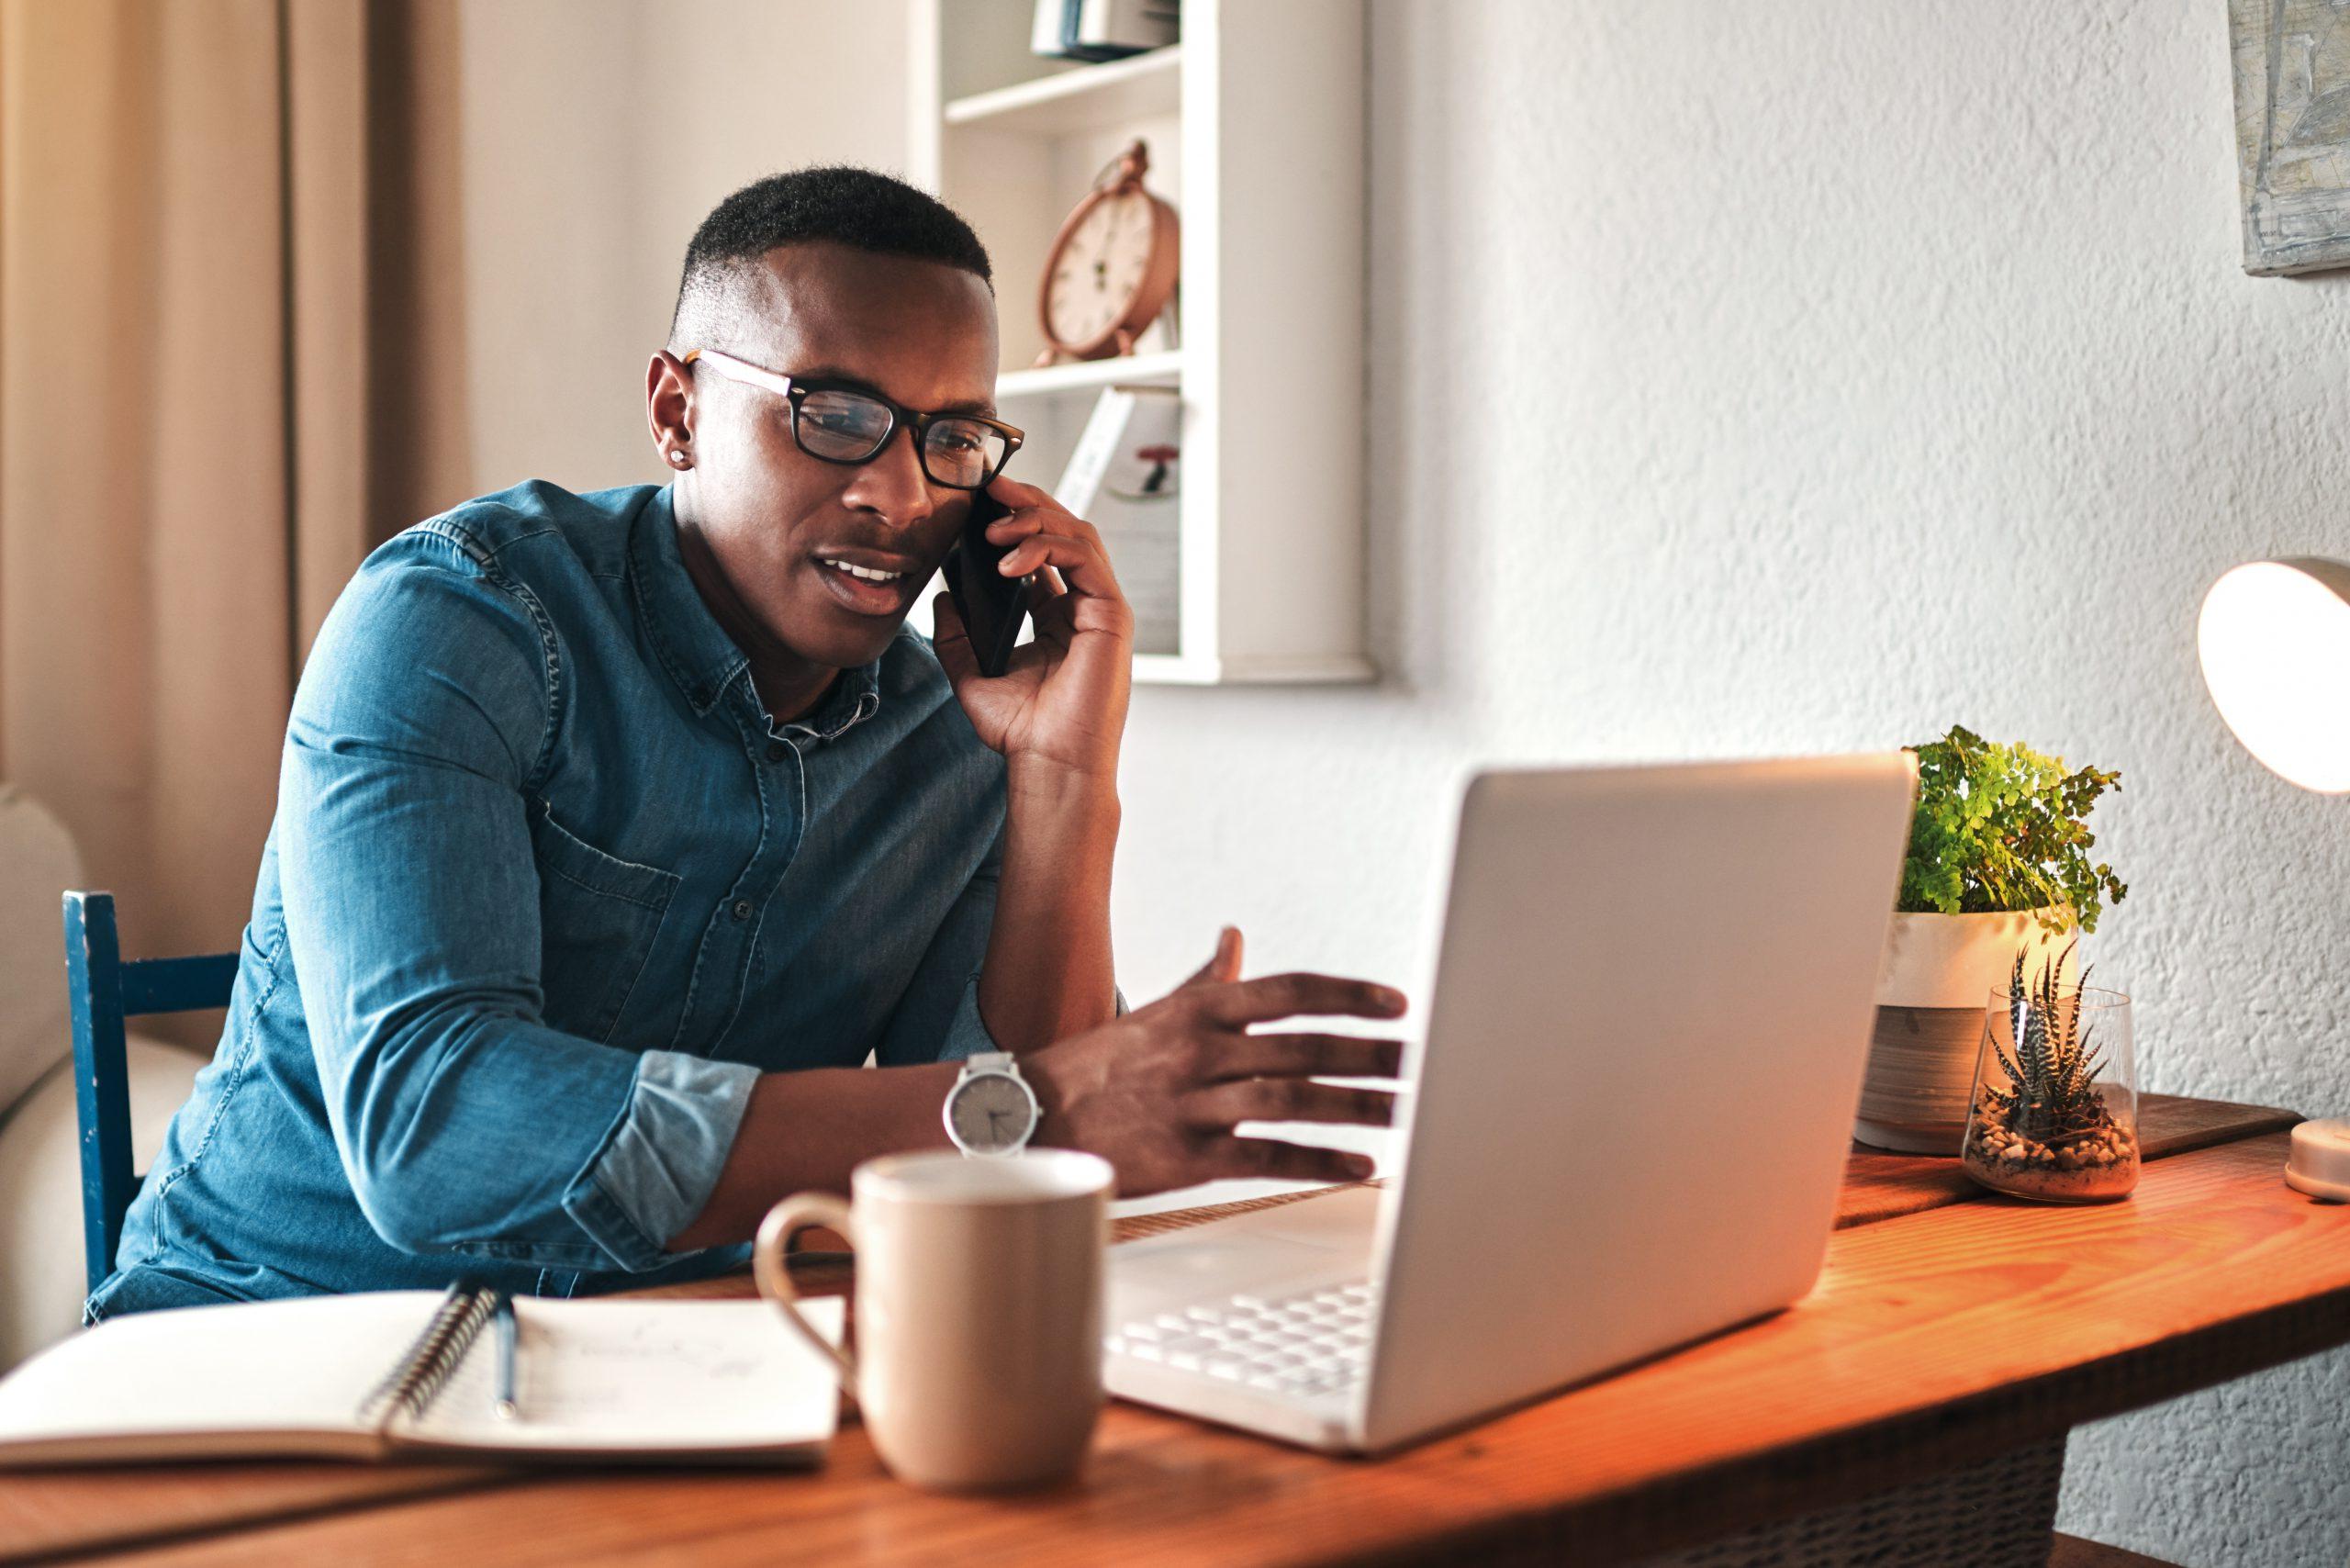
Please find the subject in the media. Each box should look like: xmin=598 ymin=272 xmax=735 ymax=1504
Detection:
xmin=1961 ymin=946 xmax=2139 ymax=1203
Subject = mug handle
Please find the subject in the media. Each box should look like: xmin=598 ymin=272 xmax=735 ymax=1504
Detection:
xmin=753 ymin=1193 xmax=858 ymax=1396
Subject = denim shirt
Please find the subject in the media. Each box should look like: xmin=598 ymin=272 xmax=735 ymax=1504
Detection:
xmin=85 ymin=480 xmax=1009 ymax=1317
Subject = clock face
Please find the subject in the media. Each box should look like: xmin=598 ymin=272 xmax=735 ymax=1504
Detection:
xmin=1045 ymin=189 xmax=1161 ymax=352
xmin=948 ymin=1070 xmax=1035 ymax=1152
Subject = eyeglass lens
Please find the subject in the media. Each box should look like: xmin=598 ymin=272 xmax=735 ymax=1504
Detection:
xmin=795 ymin=388 xmax=1008 ymax=488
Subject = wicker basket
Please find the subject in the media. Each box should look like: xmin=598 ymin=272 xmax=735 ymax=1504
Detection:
xmin=1633 ymin=1436 xmax=2065 ymax=1567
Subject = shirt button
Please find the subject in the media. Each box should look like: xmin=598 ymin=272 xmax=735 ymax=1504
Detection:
xmin=731 ymin=899 xmax=755 ymax=921
xmin=765 ymin=741 xmax=788 ymax=763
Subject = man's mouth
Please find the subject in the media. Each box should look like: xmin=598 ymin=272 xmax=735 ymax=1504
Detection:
xmin=811 ymin=549 xmax=923 ymax=616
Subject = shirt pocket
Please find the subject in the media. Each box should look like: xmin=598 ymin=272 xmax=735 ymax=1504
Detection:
xmin=526 ymin=801 xmax=680 ymax=1044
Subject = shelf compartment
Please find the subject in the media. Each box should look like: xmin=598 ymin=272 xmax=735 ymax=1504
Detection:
xmin=944 ymin=46 xmax=1181 ymax=137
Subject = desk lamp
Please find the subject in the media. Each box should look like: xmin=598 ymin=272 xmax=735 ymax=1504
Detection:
xmin=2198 ymin=557 xmax=2350 ymax=1201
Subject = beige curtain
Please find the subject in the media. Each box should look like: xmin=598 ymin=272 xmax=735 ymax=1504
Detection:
xmin=0 ymin=0 xmax=471 ymax=977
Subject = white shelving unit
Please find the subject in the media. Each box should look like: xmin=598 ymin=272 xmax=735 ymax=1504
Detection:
xmin=907 ymin=0 xmax=1371 ymax=686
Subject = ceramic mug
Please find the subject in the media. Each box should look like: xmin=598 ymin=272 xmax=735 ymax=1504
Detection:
xmin=754 ymin=1148 xmax=1113 ymax=1491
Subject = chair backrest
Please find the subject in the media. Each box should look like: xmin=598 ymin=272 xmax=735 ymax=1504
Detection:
xmin=62 ymin=891 xmax=239 ymax=1295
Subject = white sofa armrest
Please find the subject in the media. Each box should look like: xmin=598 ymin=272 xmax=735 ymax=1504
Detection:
xmin=0 ymin=1035 xmax=204 ymax=1370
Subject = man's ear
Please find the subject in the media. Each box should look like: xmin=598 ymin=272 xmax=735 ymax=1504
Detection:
xmin=646 ymin=350 xmax=697 ymax=466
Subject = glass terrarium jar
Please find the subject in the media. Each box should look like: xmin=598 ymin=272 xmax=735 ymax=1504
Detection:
xmin=1961 ymin=954 xmax=2138 ymax=1204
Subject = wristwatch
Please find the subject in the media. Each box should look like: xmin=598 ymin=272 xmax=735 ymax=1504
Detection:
xmin=943 ymin=1052 xmax=1041 ymax=1157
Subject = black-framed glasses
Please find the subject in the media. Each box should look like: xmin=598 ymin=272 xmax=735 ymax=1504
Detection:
xmin=682 ymin=348 xmax=1024 ymax=491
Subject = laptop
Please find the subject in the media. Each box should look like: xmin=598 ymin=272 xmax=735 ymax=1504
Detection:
xmin=1102 ymin=753 xmax=1918 ymax=1453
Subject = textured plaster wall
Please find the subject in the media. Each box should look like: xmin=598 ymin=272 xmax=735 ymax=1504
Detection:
xmin=1102 ymin=4 xmax=2350 ymax=1562
xmin=450 ymin=0 xmax=909 ymax=498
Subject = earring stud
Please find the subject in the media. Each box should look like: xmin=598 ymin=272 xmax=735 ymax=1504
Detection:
xmin=668 ymin=450 xmax=689 ymax=466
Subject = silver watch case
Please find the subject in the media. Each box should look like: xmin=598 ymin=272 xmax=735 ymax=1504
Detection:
xmin=943 ymin=1052 xmax=1041 ymax=1157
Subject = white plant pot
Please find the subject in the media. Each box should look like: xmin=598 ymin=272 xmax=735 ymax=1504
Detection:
xmin=1855 ymin=909 xmax=2078 ymax=1154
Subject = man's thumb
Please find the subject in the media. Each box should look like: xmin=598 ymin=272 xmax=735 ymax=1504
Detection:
xmin=1180 ymin=925 xmax=1243 ymax=989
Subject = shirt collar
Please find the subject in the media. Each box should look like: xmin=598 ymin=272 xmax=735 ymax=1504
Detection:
xmin=778 ymin=659 xmax=881 ymax=743
xmin=630 ymin=485 xmax=883 ymax=741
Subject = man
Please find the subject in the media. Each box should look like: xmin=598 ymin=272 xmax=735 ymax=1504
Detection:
xmin=86 ymin=167 xmax=1404 ymax=1317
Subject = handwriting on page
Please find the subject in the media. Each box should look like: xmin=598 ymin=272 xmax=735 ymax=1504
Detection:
xmin=526 ymin=1318 xmax=765 ymax=1417
xmin=401 ymin=1299 xmax=842 ymax=1449
xmin=515 ymin=1305 xmax=816 ymax=1430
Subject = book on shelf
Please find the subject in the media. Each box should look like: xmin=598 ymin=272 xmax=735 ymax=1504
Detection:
xmin=1032 ymin=0 xmax=1179 ymax=62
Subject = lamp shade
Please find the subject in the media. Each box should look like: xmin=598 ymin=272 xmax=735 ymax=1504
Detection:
xmin=2199 ymin=557 xmax=2350 ymax=793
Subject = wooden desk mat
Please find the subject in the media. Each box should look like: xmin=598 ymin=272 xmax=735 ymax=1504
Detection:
xmin=1838 ymin=1092 xmax=2300 ymax=1228
xmin=1131 ymin=1091 xmax=2300 ymax=1239
xmin=662 ymin=1092 xmax=2302 ymax=1305
xmin=0 ymin=1093 xmax=2299 ymax=1566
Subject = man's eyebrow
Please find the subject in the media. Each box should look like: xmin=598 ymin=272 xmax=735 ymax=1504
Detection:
xmin=793 ymin=364 xmax=996 ymax=417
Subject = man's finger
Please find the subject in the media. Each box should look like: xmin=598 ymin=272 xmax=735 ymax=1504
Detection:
xmin=1178 ymin=926 xmax=1245 ymax=990
xmin=1200 ymin=1031 xmax=1403 ymax=1082
xmin=984 ymin=472 xmax=1064 ymax=514
xmin=1024 ymin=576 xmax=1077 ymax=652
xmin=997 ymin=533 xmax=1123 ymax=605
xmin=1202 ymin=1137 xmax=1377 ymax=1185
xmin=1193 ymin=972 xmax=1408 ymax=1028
xmin=1183 ymin=1080 xmax=1399 ymax=1131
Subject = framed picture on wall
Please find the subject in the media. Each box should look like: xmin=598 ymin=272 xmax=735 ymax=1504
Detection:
xmin=2232 ymin=0 xmax=2350 ymax=275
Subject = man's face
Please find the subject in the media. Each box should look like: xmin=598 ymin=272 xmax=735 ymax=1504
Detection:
xmin=678 ymin=242 xmax=1000 ymax=671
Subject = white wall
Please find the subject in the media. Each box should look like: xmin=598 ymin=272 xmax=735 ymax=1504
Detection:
xmin=1103 ymin=5 xmax=2348 ymax=1563
xmin=453 ymin=0 xmax=910 ymax=494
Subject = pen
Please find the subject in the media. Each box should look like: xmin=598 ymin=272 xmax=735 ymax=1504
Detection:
xmin=492 ymin=1292 xmax=520 ymax=1421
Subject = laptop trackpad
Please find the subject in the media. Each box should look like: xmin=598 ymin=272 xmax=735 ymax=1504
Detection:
xmin=1111 ymin=1187 xmax=1382 ymax=1306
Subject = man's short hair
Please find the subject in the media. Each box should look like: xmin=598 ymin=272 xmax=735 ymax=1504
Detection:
xmin=668 ymin=166 xmax=993 ymax=350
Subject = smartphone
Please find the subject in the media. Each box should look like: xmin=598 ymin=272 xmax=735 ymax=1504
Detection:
xmin=942 ymin=484 xmax=1032 ymax=678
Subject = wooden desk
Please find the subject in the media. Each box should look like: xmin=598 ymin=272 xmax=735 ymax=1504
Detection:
xmin=6 ymin=1096 xmax=2339 ymax=1568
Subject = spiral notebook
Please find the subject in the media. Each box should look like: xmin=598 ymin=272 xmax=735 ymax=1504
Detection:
xmin=0 ymin=1284 xmax=845 ymax=1468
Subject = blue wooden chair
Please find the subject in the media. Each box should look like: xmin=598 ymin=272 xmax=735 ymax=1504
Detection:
xmin=62 ymin=891 xmax=238 ymax=1295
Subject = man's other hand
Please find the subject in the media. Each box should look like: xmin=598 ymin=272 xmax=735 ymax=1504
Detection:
xmin=1023 ymin=926 xmax=1409 ymax=1195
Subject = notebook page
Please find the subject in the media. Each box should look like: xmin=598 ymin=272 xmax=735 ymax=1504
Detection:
xmin=0 ymin=1292 xmax=444 ymax=1452
xmin=402 ymin=1298 xmax=845 ymax=1452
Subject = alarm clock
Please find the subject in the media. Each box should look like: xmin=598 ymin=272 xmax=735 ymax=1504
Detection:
xmin=1035 ymin=139 xmax=1180 ymax=365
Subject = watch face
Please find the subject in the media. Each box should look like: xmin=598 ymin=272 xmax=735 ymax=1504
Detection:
xmin=948 ymin=1071 xmax=1034 ymax=1152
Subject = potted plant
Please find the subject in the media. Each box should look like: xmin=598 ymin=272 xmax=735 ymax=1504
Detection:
xmin=1854 ymin=726 xmax=2127 ymax=1154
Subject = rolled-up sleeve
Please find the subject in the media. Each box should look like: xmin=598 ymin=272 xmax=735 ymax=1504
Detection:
xmin=281 ymin=531 xmax=752 ymax=1271
xmin=561 ymin=1051 xmax=759 ymax=1270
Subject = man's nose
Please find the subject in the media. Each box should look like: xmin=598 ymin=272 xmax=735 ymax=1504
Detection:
xmin=843 ymin=424 xmax=939 ymax=527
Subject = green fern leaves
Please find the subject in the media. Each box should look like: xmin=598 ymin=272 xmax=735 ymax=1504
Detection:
xmin=1898 ymin=725 xmax=2126 ymax=935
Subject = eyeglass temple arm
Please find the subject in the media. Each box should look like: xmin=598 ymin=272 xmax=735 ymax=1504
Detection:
xmin=681 ymin=347 xmax=796 ymax=399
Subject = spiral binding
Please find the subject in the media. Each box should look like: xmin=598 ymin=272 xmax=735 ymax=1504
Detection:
xmin=356 ymin=1282 xmax=498 ymax=1433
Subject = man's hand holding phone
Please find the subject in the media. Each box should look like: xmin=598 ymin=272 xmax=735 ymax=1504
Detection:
xmin=930 ymin=474 xmax=1134 ymax=785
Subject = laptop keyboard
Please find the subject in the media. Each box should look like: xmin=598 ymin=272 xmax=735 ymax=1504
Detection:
xmin=1105 ymin=1280 xmax=1378 ymax=1399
